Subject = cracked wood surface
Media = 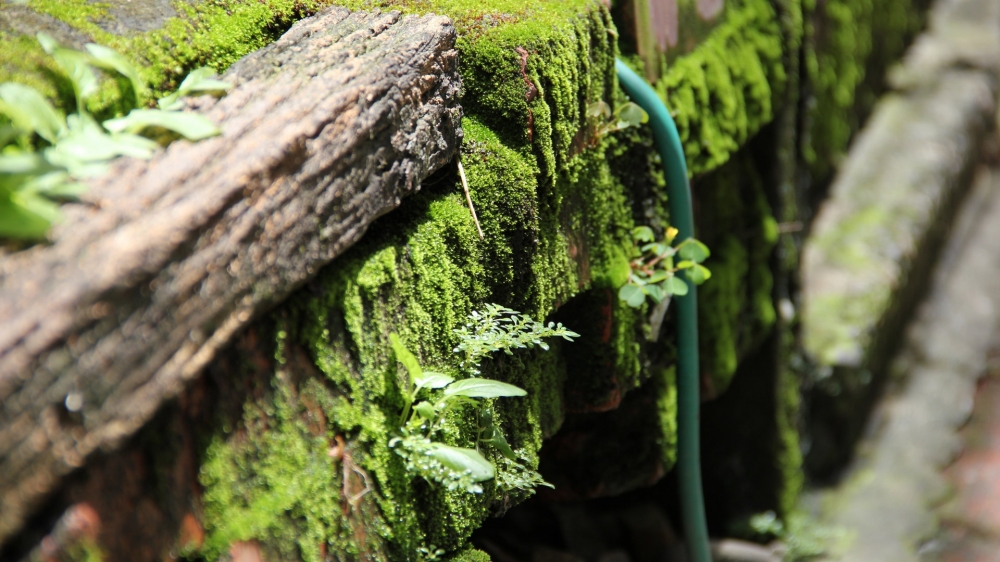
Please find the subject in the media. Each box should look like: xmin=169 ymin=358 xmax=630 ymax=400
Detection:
xmin=0 ymin=7 xmax=461 ymax=543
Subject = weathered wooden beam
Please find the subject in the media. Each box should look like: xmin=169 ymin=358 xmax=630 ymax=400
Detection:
xmin=0 ymin=6 xmax=461 ymax=543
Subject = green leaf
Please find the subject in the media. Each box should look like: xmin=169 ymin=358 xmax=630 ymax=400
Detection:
xmin=52 ymin=123 xmax=150 ymax=163
xmin=36 ymin=32 xmax=60 ymax=54
xmin=414 ymin=402 xmax=436 ymax=420
xmin=444 ymin=378 xmax=527 ymax=398
xmin=103 ymin=109 xmax=221 ymax=141
xmin=0 ymin=198 xmax=52 ymax=238
xmin=34 ymin=176 xmax=85 ymax=200
xmin=390 ymin=333 xmax=423 ymax=386
xmin=178 ymin=67 xmax=232 ymax=94
xmin=415 ymin=371 xmax=454 ymax=390
xmin=686 ymin=263 xmax=712 ymax=285
xmin=489 ymin=427 xmax=517 ymax=461
xmin=665 ymin=276 xmax=689 ymax=296
xmin=586 ymin=100 xmax=611 ymax=119
xmin=85 ymin=43 xmax=146 ymax=102
xmin=619 ymin=283 xmax=646 ymax=308
xmin=36 ymin=34 xmax=98 ymax=106
xmin=0 ymin=190 xmax=60 ymax=239
xmin=616 ymin=101 xmax=648 ymax=128
xmin=159 ymin=67 xmax=232 ymax=110
xmin=644 ymin=283 xmax=665 ymax=303
xmin=426 ymin=444 xmax=494 ymax=482
xmin=678 ymin=239 xmax=710 ymax=262
xmin=0 ymin=83 xmax=65 ymax=143
xmin=632 ymin=225 xmax=654 ymax=243
xmin=0 ymin=125 xmax=21 ymax=149
xmin=647 ymin=270 xmax=669 ymax=283
xmin=0 ymin=152 xmax=54 ymax=175
xmin=51 ymin=49 xmax=99 ymax=109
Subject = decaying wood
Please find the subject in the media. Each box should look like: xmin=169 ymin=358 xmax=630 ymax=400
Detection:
xmin=0 ymin=7 xmax=461 ymax=543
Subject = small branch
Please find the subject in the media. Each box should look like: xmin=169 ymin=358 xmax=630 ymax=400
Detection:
xmin=458 ymin=157 xmax=484 ymax=239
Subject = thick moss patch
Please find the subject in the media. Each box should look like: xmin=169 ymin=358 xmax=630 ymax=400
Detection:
xmin=693 ymin=153 xmax=778 ymax=395
xmin=654 ymin=0 xmax=788 ymax=176
xmin=804 ymin=0 xmax=926 ymax=180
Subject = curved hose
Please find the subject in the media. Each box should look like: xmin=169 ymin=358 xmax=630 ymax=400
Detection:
xmin=615 ymin=59 xmax=712 ymax=562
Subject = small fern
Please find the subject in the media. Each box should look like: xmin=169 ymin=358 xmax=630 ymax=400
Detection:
xmin=389 ymin=305 xmax=578 ymax=495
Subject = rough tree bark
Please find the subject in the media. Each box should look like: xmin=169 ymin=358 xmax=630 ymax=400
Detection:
xmin=0 ymin=7 xmax=461 ymax=544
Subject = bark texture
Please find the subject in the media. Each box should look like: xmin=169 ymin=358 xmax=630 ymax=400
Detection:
xmin=0 ymin=7 xmax=461 ymax=544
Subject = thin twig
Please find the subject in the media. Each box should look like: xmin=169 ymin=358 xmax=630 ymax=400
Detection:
xmin=458 ymin=157 xmax=484 ymax=240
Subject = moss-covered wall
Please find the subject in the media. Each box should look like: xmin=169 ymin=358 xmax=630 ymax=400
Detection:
xmin=803 ymin=0 xmax=927 ymax=184
xmin=0 ymin=0 xmax=927 ymax=558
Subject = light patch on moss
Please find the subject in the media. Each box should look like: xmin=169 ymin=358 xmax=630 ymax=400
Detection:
xmin=656 ymin=366 xmax=679 ymax=468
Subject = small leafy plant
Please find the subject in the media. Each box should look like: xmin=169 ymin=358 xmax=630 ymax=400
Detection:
xmin=587 ymin=100 xmax=648 ymax=138
xmin=618 ymin=225 xmax=712 ymax=308
xmin=388 ymin=304 xmax=579 ymax=494
xmin=0 ymin=33 xmax=231 ymax=239
xmin=748 ymin=510 xmax=850 ymax=561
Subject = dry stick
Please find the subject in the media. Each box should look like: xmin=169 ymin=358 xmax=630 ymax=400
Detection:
xmin=458 ymin=157 xmax=484 ymax=239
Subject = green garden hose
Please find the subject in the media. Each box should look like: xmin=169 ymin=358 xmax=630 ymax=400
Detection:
xmin=615 ymin=59 xmax=712 ymax=562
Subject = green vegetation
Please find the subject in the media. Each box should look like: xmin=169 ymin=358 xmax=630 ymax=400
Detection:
xmin=618 ymin=225 xmax=712 ymax=308
xmin=586 ymin=99 xmax=648 ymax=141
xmin=748 ymin=510 xmax=852 ymax=561
xmin=390 ymin=305 xmax=578 ymax=495
xmin=804 ymin=0 xmax=925 ymax=180
xmin=0 ymin=0 xmax=927 ymax=556
xmin=0 ymin=34 xmax=229 ymax=238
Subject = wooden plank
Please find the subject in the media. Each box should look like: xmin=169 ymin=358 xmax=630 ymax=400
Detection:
xmin=0 ymin=6 xmax=461 ymax=542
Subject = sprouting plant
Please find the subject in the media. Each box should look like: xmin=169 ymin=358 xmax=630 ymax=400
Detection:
xmin=388 ymin=304 xmax=579 ymax=495
xmin=748 ymin=511 xmax=851 ymax=561
xmin=587 ymin=99 xmax=648 ymax=138
xmin=618 ymin=225 xmax=712 ymax=308
xmin=0 ymin=33 xmax=231 ymax=240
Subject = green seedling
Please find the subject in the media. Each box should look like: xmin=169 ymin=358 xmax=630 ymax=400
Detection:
xmin=389 ymin=304 xmax=579 ymax=494
xmin=618 ymin=225 xmax=712 ymax=308
xmin=587 ymin=99 xmax=648 ymax=139
xmin=0 ymin=33 xmax=232 ymax=239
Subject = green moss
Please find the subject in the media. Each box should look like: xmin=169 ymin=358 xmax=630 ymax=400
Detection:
xmin=192 ymin=4 xmax=661 ymax=557
xmin=0 ymin=32 xmax=65 ymax=104
xmin=27 ymin=0 xmax=108 ymax=36
xmin=776 ymin=348 xmax=804 ymax=518
xmin=656 ymin=366 xmax=679 ymax=468
xmin=189 ymin=0 xmax=802 ymax=552
xmin=804 ymin=0 xmax=925 ymax=179
xmin=9 ymin=0 xmax=812 ymax=555
xmin=449 ymin=548 xmax=492 ymax=562
xmin=198 ymin=356 xmax=383 ymax=562
xmin=655 ymin=0 xmax=787 ymax=176
xmin=694 ymin=153 xmax=778 ymax=395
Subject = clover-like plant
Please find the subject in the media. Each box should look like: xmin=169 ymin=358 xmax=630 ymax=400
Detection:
xmin=0 ymin=33 xmax=231 ymax=239
xmin=618 ymin=225 xmax=712 ymax=309
xmin=388 ymin=304 xmax=579 ymax=494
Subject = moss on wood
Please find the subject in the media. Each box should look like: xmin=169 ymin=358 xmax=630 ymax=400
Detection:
xmin=0 ymin=0 xmax=931 ymax=556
